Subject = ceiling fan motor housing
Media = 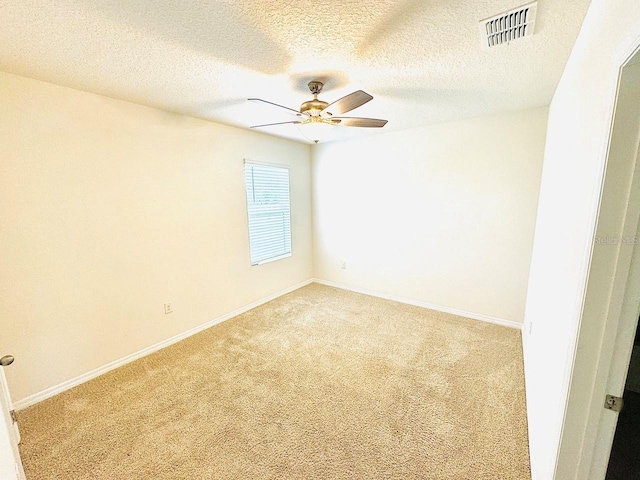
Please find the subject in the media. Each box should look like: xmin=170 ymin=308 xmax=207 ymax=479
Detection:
xmin=300 ymin=98 xmax=329 ymax=116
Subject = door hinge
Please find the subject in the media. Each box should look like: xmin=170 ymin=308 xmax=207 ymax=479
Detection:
xmin=605 ymin=394 xmax=624 ymax=413
xmin=10 ymin=410 xmax=17 ymax=424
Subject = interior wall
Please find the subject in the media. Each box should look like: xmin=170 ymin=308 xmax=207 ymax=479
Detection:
xmin=521 ymin=1 xmax=640 ymax=478
xmin=0 ymin=72 xmax=312 ymax=403
xmin=312 ymin=107 xmax=548 ymax=324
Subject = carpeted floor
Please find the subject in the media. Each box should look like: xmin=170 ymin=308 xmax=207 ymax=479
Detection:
xmin=17 ymin=284 xmax=530 ymax=479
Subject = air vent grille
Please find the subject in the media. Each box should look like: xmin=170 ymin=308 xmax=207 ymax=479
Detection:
xmin=480 ymin=2 xmax=537 ymax=48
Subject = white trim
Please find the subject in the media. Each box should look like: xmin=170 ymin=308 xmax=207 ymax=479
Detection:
xmin=312 ymin=278 xmax=521 ymax=330
xmin=556 ymin=30 xmax=640 ymax=480
xmin=13 ymin=279 xmax=313 ymax=411
xmin=244 ymin=159 xmax=290 ymax=169
xmin=0 ymin=368 xmax=25 ymax=480
xmin=13 ymin=277 xmax=518 ymax=410
xmin=253 ymin=252 xmax=292 ymax=266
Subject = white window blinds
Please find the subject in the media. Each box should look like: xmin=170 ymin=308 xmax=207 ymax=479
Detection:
xmin=244 ymin=162 xmax=292 ymax=265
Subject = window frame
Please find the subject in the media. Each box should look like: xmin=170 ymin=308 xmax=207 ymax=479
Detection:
xmin=243 ymin=160 xmax=292 ymax=266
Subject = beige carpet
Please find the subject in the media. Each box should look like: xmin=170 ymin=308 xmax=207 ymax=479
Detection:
xmin=18 ymin=284 xmax=530 ymax=479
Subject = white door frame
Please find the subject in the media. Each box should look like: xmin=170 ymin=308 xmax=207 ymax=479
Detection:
xmin=588 ymin=146 xmax=640 ymax=479
xmin=0 ymin=365 xmax=25 ymax=480
xmin=558 ymin=37 xmax=640 ymax=478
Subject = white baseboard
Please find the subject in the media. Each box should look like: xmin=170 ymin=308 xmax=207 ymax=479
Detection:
xmin=13 ymin=279 xmax=313 ymax=411
xmin=14 ymin=277 xmax=519 ymax=410
xmin=312 ymin=278 xmax=521 ymax=330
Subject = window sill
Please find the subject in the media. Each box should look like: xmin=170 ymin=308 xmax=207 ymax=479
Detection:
xmin=251 ymin=252 xmax=292 ymax=266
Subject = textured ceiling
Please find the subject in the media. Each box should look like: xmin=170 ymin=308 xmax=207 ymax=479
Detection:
xmin=0 ymin=0 xmax=591 ymax=144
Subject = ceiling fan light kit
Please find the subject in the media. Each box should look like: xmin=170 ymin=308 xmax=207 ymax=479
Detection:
xmin=249 ymin=81 xmax=388 ymax=144
xmin=298 ymin=119 xmax=333 ymax=144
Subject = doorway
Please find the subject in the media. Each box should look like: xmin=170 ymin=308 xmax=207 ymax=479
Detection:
xmin=577 ymin=49 xmax=640 ymax=479
xmin=606 ymin=323 xmax=640 ymax=479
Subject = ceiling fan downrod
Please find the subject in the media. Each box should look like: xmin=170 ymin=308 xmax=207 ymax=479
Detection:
xmin=300 ymin=81 xmax=329 ymax=116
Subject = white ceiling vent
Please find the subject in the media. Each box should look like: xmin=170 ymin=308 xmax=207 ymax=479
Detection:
xmin=480 ymin=2 xmax=537 ymax=48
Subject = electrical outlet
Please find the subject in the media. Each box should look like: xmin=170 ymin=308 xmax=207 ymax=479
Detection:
xmin=339 ymin=260 xmax=346 ymax=269
xmin=164 ymin=303 xmax=173 ymax=314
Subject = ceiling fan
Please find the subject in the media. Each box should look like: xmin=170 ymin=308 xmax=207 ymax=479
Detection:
xmin=248 ymin=81 xmax=388 ymax=143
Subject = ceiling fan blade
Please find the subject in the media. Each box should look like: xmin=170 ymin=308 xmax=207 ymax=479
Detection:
xmin=250 ymin=120 xmax=301 ymax=128
xmin=322 ymin=90 xmax=373 ymax=115
xmin=248 ymin=98 xmax=303 ymax=116
xmin=333 ymin=117 xmax=388 ymax=128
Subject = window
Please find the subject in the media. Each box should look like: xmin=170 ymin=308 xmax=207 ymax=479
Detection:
xmin=244 ymin=161 xmax=292 ymax=265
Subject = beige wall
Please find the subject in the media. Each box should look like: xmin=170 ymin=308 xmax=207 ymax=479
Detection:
xmin=521 ymin=1 xmax=640 ymax=478
xmin=312 ymin=107 xmax=548 ymax=324
xmin=0 ymin=72 xmax=312 ymax=403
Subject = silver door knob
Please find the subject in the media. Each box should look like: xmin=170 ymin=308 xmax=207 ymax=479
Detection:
xmin=0 ymin=355 xmax=14 ymax=366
